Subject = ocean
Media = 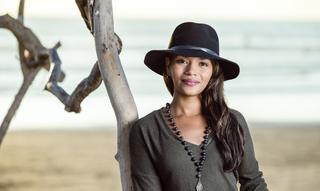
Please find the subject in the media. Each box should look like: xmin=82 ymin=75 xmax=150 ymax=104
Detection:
xmin=0 ymin=18 xmax=319 ymax=130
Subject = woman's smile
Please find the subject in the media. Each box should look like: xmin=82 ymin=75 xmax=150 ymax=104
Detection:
xmin=182 ymin=79 xmax=200 ymax=86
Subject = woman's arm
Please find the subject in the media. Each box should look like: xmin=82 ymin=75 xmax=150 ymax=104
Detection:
xmin=129 ymin=120 xmax=163 ymax=191
xmin=232 ymin=110 xmax=268 ymax=191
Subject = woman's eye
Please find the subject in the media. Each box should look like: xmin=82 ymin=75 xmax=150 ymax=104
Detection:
xmin=176 ymin=59 xmax=187 ymax=64
xmin=199 ymin=62 xmax=208 ymax=66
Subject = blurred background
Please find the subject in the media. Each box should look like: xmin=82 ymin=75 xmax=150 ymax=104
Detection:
xmin=0 ymin=0 xmax=319 ymax=130
xmin=0 ymin=0 xmax=320 ymax=191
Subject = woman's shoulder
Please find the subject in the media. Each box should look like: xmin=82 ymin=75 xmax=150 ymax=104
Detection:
xmin=132 ymin=108 xmax=163 ymax=131
xmin=230 ymin=108 xmax=246 ymax=121
xmin=229 ymin=108 xmax=249 ymax=131
xmin=130 ymin=108 xmax=165 ymax=141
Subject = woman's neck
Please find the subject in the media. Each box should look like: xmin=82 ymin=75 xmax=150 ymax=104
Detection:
xmin=170 ymin=95 xmax=202 ymax=117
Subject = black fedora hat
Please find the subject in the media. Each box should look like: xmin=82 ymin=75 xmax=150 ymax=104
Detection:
xmin=144 ymin=22 xmax=240 ymax=81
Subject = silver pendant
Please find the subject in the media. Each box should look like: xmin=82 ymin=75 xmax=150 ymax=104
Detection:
xmin=196 ymin=178 xmax=203 ymax=191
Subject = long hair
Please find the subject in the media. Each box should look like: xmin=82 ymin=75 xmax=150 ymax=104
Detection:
xmin=163 ymin=55 xmax=245 ymax=172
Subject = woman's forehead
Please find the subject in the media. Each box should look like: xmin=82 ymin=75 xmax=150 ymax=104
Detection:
xmin=174 ymin=55 xmax=211 ymax=60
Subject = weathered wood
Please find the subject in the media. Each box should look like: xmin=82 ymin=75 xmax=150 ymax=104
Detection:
xmin=17 ymin=0 xmax=24 ymax=23
xmin=92 ymin=0 xmax=138 ymax=190
xmin=0 ymin=14 xmax=47 ymax=61
xmin=0 ymin=0 xmax=42 ymax=146
xmin=45 ymin=48 xmax=69 ymax=104
xmin=64 ymin=61 xmax=102 ymax=113
xmin=17 ymin=0 xmax=29 ymax=78
xmin=0 ymin=70 xmax=41 ymax=146
xmin=0 ymin=12 xmax=110 ymax=115
xmin=75 ymin=0 xmax=124 ymax=55
xmin=1 ymin=6 xmax=137 ymax=191
xmin=0 ymin=8 xmax=104 ymax=144
xmin=44 ymin=51 xmax=103 ymax=113
xmin=0 ymin=14 xmax=65 ymax=80
xmin=75 ymin=0 xmax=93 ymax=34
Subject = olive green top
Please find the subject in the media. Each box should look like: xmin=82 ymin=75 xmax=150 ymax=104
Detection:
xmin=129 ymin=108 xmax=268 ymax=191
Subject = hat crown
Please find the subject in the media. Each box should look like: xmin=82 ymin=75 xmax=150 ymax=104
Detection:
xmin=168 ymin=22 xmax=220 ymax=55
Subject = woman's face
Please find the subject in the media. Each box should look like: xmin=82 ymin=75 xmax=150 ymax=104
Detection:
xmin=166 ymin=55 xmax=213 ymax=98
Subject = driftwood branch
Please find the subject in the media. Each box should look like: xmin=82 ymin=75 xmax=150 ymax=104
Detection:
xmin=0 ymin=12 xmax=66 ymax=144
xmin=75 ymin=2 xmax=136 ymax=189
xmin=0 ymin=14 xmax=65 ymax=80
xmin=45 ymin=48 xmax=69 ymax=103
xmin=0 ymin=11 xmax=121 ymax=115
xmin=77 ymin=0 xmax=137 ymax=189
xmin=65 ymin=61 xmax=102 ymax=113
xmin=44 ymin=50 xmax=103 ymax=113
xmin=0 ymin=0 xmax=42 ymax=146
xmin=0 ymin=14 xmax=46 ymax=59
xmin=2 ymin=1 xmax=138 ymax=190
xmin=0 ymin=70 xmax=40 ymax=145
xmin=75 ymin=0 xmax=94 ymax=34
xmin=43 ymin=36 xmax=121 ymax=113
xmin=75 ymin=0 xmax=123 ymax=55
xmin=0 ymin=0 xmax=123 ymax=144
xmin=92 ymin=0 xmax=138 ymax=190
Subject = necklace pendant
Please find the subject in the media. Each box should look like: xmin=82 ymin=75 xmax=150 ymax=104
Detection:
xmin=196 ymin=178 xmax=203 ymax=191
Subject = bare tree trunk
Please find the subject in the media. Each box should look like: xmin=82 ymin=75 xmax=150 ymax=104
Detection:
xmin=92 ymin=0 xmax=138 ymax=190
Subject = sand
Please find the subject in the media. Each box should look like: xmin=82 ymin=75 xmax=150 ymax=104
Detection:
xmin=0 ymin=127 xmax=320 ymax=191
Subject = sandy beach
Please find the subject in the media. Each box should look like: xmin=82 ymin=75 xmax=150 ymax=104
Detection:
xmin=0 ymin=126 xmax=319 ymax=191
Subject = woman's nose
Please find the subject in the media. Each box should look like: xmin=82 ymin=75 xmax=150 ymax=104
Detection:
xmin=184 ymin=62 xmax=197 ymax=76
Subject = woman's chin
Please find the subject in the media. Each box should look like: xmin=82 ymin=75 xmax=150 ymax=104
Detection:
xmin=176 ymin=91 xmax=203 ymax=98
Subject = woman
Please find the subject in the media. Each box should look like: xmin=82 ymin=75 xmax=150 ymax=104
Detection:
xmin=129 ymin=22 xmax=268 ymax=191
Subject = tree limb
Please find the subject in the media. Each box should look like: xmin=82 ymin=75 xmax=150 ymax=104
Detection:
xmin=92 ymin=0 xmax=138 ymax=190
xmin=0 ymin=69 xmax=41 ymax=146
xmin=0 ymin=14 xmax=47 ymax=61
xmin=64 ymin=61 xmax=102 ymax=113
xmin=0 ymin=0 xmax=42 ymax=146
xmin=0 ymin=10 xmax=104 ymax=145
xmin=0 ymin=12 xmax=110 ymax=115
xmin=42 ymin=0 xmax=124 ymax=113
xmin=0 ymin=13 xmax=65 ymax=81
xmin=45 ymin=48 xmax=69 ymax=103
xmin=75 ymin=0 xmax=123 ymax=55
xmin=44 ymin=50 xmax=103 ymax=113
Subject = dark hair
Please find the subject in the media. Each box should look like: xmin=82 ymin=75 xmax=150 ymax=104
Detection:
xmin=163 ymin=54 xmax=245 ymax=172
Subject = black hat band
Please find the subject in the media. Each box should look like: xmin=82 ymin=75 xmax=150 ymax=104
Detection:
xmin=170 ymin=45 xmax=219 ymax=57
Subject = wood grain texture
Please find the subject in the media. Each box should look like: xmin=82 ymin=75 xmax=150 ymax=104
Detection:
xmin=92 ymin=0 xmax=138 ymax=190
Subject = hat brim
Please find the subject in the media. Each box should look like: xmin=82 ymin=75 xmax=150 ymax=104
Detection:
xmin=144 ymin=49 xmax=240 ymax=81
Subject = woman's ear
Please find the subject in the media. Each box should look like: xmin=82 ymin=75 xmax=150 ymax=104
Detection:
xmin=165 ymin=57 xmax=171 ymax=76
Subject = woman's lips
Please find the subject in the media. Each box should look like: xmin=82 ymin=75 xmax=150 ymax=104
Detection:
xmin=182 ymin=79 xmax=200 ymax=86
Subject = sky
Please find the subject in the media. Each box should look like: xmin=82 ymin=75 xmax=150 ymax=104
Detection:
xmin=1 ymin=0 xmax=320 ymax=21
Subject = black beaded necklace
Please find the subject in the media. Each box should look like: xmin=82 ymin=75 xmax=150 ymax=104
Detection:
xmin=165 ymin=103 xmax=210 ymax=191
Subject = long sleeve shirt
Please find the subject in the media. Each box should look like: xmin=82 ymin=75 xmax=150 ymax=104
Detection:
xmin=129 ymin=108 xmax=268 ymax=191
